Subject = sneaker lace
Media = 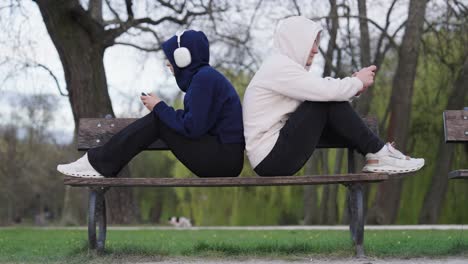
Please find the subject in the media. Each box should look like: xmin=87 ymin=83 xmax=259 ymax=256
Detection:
xmin=387 ymin=142 xmax=408 ymax=159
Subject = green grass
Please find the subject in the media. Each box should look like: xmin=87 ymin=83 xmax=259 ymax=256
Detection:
xmin=0 ymin=228 xmax=467 ymax=263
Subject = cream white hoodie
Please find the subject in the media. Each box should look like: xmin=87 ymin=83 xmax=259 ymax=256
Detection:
xmin=243 ymin=16 xmax=364 ymax=168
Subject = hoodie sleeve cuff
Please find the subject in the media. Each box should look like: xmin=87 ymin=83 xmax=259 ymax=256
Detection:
xmin=152 ymin=101 xmax=168 ymax=116
xmin=349 ymin=94 xmax=361 ymax=102
xmin=348 ymin=77 xmax=364 ymax=102
xmin=351 ymin=77 xmax=364 ymax=91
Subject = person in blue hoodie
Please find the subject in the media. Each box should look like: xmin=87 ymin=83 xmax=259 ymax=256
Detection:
xmin=57 ymin=30 xmax=245 ymax=178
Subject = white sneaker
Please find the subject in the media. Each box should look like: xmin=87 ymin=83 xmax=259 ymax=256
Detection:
xmin=362 ymin=142 xmax=425 ymax=174
xmin=57 ymin=153 xmax=104 ymax=178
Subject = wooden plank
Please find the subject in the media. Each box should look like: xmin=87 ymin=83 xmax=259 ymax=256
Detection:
xmin=77 ymin=118 xmax=168 ymax=151
xmin=443 ymin=110 xmax=468 ymax=142
xmin=77 ymin=116 xmax=379 ymax=151
xmin=448 ymin=170 xmax=468 ymax=179
xmin=64 ymin=173 xmax=388 ymax=187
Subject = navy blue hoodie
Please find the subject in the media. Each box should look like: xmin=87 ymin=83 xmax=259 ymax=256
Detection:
xmin=153 ymin=30 xmax=245 ymax=144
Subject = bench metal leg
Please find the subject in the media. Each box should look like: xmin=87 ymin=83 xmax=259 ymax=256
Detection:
xmin=347 ymin=148 xmax=365 ymax=258
xmin=88 ymin=187 xmax=108 ymax=254
xmin=348 ymin=183 xmax=365 ymax=258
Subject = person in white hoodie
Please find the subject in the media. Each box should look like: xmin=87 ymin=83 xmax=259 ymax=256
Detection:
xmin=243 ymin=16 xmax=424 ymax=176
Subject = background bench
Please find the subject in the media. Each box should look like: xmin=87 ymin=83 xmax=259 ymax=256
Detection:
xmin=443 ymin=109 xmax=468 ymax=180
xmin=64 ymin=115 xmax=389 ymax=257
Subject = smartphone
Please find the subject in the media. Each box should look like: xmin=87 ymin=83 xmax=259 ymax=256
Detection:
xmin=141 ymin=92 xmax=148 ymax=96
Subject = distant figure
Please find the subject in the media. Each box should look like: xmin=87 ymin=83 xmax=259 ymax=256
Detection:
xmin=168 ymin=216 xmax=192 ymax=228
xmin=34 ymin=212 xmax=45 ymax=226
xmin=43 ymin=206 xmax=53 ymax=221
xmin=34 ymin=205 xmax=52 ymax=226
xmin=13 ymin=215 xmax=22 ymax=224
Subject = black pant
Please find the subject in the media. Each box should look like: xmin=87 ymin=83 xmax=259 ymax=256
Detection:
xmin=87 ymin=112 xmax=244 ymax=177
xmin=254 ymin=101 xmax=385 ymax=176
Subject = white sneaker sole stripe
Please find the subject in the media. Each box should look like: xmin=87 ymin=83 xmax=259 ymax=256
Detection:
xmin=362 ymin=164 xmax=424 ymax=174
xmin=57 ymin=168 xmax=104 ymax=178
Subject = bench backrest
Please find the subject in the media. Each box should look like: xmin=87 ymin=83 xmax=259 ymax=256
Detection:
xmin=443 ymin=110 xmax=468 ymax=143
xmin=77 ymin=116 xmax=379 ymax=151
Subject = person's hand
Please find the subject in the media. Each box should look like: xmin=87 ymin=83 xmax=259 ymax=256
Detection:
xmin=140 ymin=93 xmax=162 ymax=111
xmin=352 ymin=72 xmax=365 ymax=96
xmin=354 ymin=65 xmax=377 ymax=94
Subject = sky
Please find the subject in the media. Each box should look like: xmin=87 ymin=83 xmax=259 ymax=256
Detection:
xmin=0 ymin=0 xmax=414 ymax=144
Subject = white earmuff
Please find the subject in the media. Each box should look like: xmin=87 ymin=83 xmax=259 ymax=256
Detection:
xmin=173 ymin=30 xmax=192 ymax=68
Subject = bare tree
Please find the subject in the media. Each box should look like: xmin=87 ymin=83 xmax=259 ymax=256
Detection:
xmin=289 ymin=0 xmax=408 ymax=225
xmin=317 ymin=0 xmax=339 ymax=225
xmin=419 ymin=3 xmax=468 ymax=222
xmin=31 ymin=0 xmax=235 ymax=224
xmin=368 ymin=0 xmax=429 ymax=224
xmin=354 ymin=0 xmax=372 ymax=115
xmin=419 ymin=57 xmax=467 ymax=224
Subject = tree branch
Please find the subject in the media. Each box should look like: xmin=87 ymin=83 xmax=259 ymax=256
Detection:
xmin=134 ymin=25 xmax=163 ymax=46
xmin=33 ymin=62 xmax=68 ymax=96
xmin=88 ymin=0 xmax=103 ymax=23
xmin=114 ymin=42 xmax=161 ymax=52
xmin=373 ymin=0 xmax=398 ymax=67
xmin=157 ymin=0 xmax=187 ymax=14
xmin=373 ymin=19 xmax=406 ymax=66
xmin=104 ymin=0 xmax=121 ymax=22
xmin=207 ymin=0 xmax=261 ymax=72
xmin=291 ymin=0 xmax=301 ymax=15
xmin=312 ymin=14 xmax=400 ymax=49
xmin=319 ymin=47 xmax=346 ymax=77
xmin=103 ymin=6 xmax=214 ymax=47
xmin=125 ymin=0 xmax=134 ymax=19
xmin=341 ymin=4 xmax=358 ymax=71
xmin=69 ymin=1 xmax=104 ymax=41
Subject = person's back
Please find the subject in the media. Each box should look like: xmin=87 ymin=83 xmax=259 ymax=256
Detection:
xmin=179 ymin=65 xmax=244 ymax=143
xmin=156 ymin=30 xmax=244 ymax=144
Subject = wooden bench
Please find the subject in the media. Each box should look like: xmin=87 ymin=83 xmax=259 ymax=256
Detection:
xmin=64 ymin=116 xmax=389 ymax=257
xmin=443 ymin=109 xmax=468 ymax=180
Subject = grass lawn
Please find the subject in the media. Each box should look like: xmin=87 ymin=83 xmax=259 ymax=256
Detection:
xmin=0 ymin=228 xmax=467 ymax=263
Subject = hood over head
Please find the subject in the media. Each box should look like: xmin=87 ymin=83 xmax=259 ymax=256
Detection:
xmin=162 ymin=30 xmax=210 ymax=92
xmin=273 ymin=16 xmax=322 ymax=68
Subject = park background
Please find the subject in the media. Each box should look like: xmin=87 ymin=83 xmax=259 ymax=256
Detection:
xmin=0 ymin=0 xmax=467 ymax=228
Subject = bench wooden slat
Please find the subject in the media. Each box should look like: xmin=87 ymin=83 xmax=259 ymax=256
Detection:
xmin=443 ymin=110 xmax=468 ymax=142
xmin=63 ymin=173 xmax=388 ymax=187
xmin=77 ymin=117 xmax=379 ymax=151
xmin=448 ymin=170 xmax=468 ymax=179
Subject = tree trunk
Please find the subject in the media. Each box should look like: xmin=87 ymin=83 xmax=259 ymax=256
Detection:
xmin=355 ymin=0 xmax=372 ymax=116
xmin=35 ymin=0 xmax=114 ymax=122
xmin=320 ymin=149 xmax=342 ymax=224
xmin=107 ymin=167 xmax=140 ymax=223
xmin=316 ymin=0 xmax=339 ymax=225
xmin=318 ymin=150 xmax=329 ymax=224
xmin=368 ymin=0 xmax=428 ymax=224
xmin=303 ymin=154 xmax=320 ymax=225
xmin=323 ymin=0 xmax=338 ymax=77
xmin=4 ymin=127 xmax=18 ymax=224
xmin=150 ymin=190 xmax=165 ymax=224
xmin=418 ymin=57 xmax=468 ymax=224
xmin=354 ymin=0 xmax=375 ymax=221
xmin=35 ymin=0 xmax=140 ymax=224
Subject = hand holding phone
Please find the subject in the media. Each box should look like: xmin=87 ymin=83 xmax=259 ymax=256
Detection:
xmin=140 ymin=92 xmax=161 ymax=111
